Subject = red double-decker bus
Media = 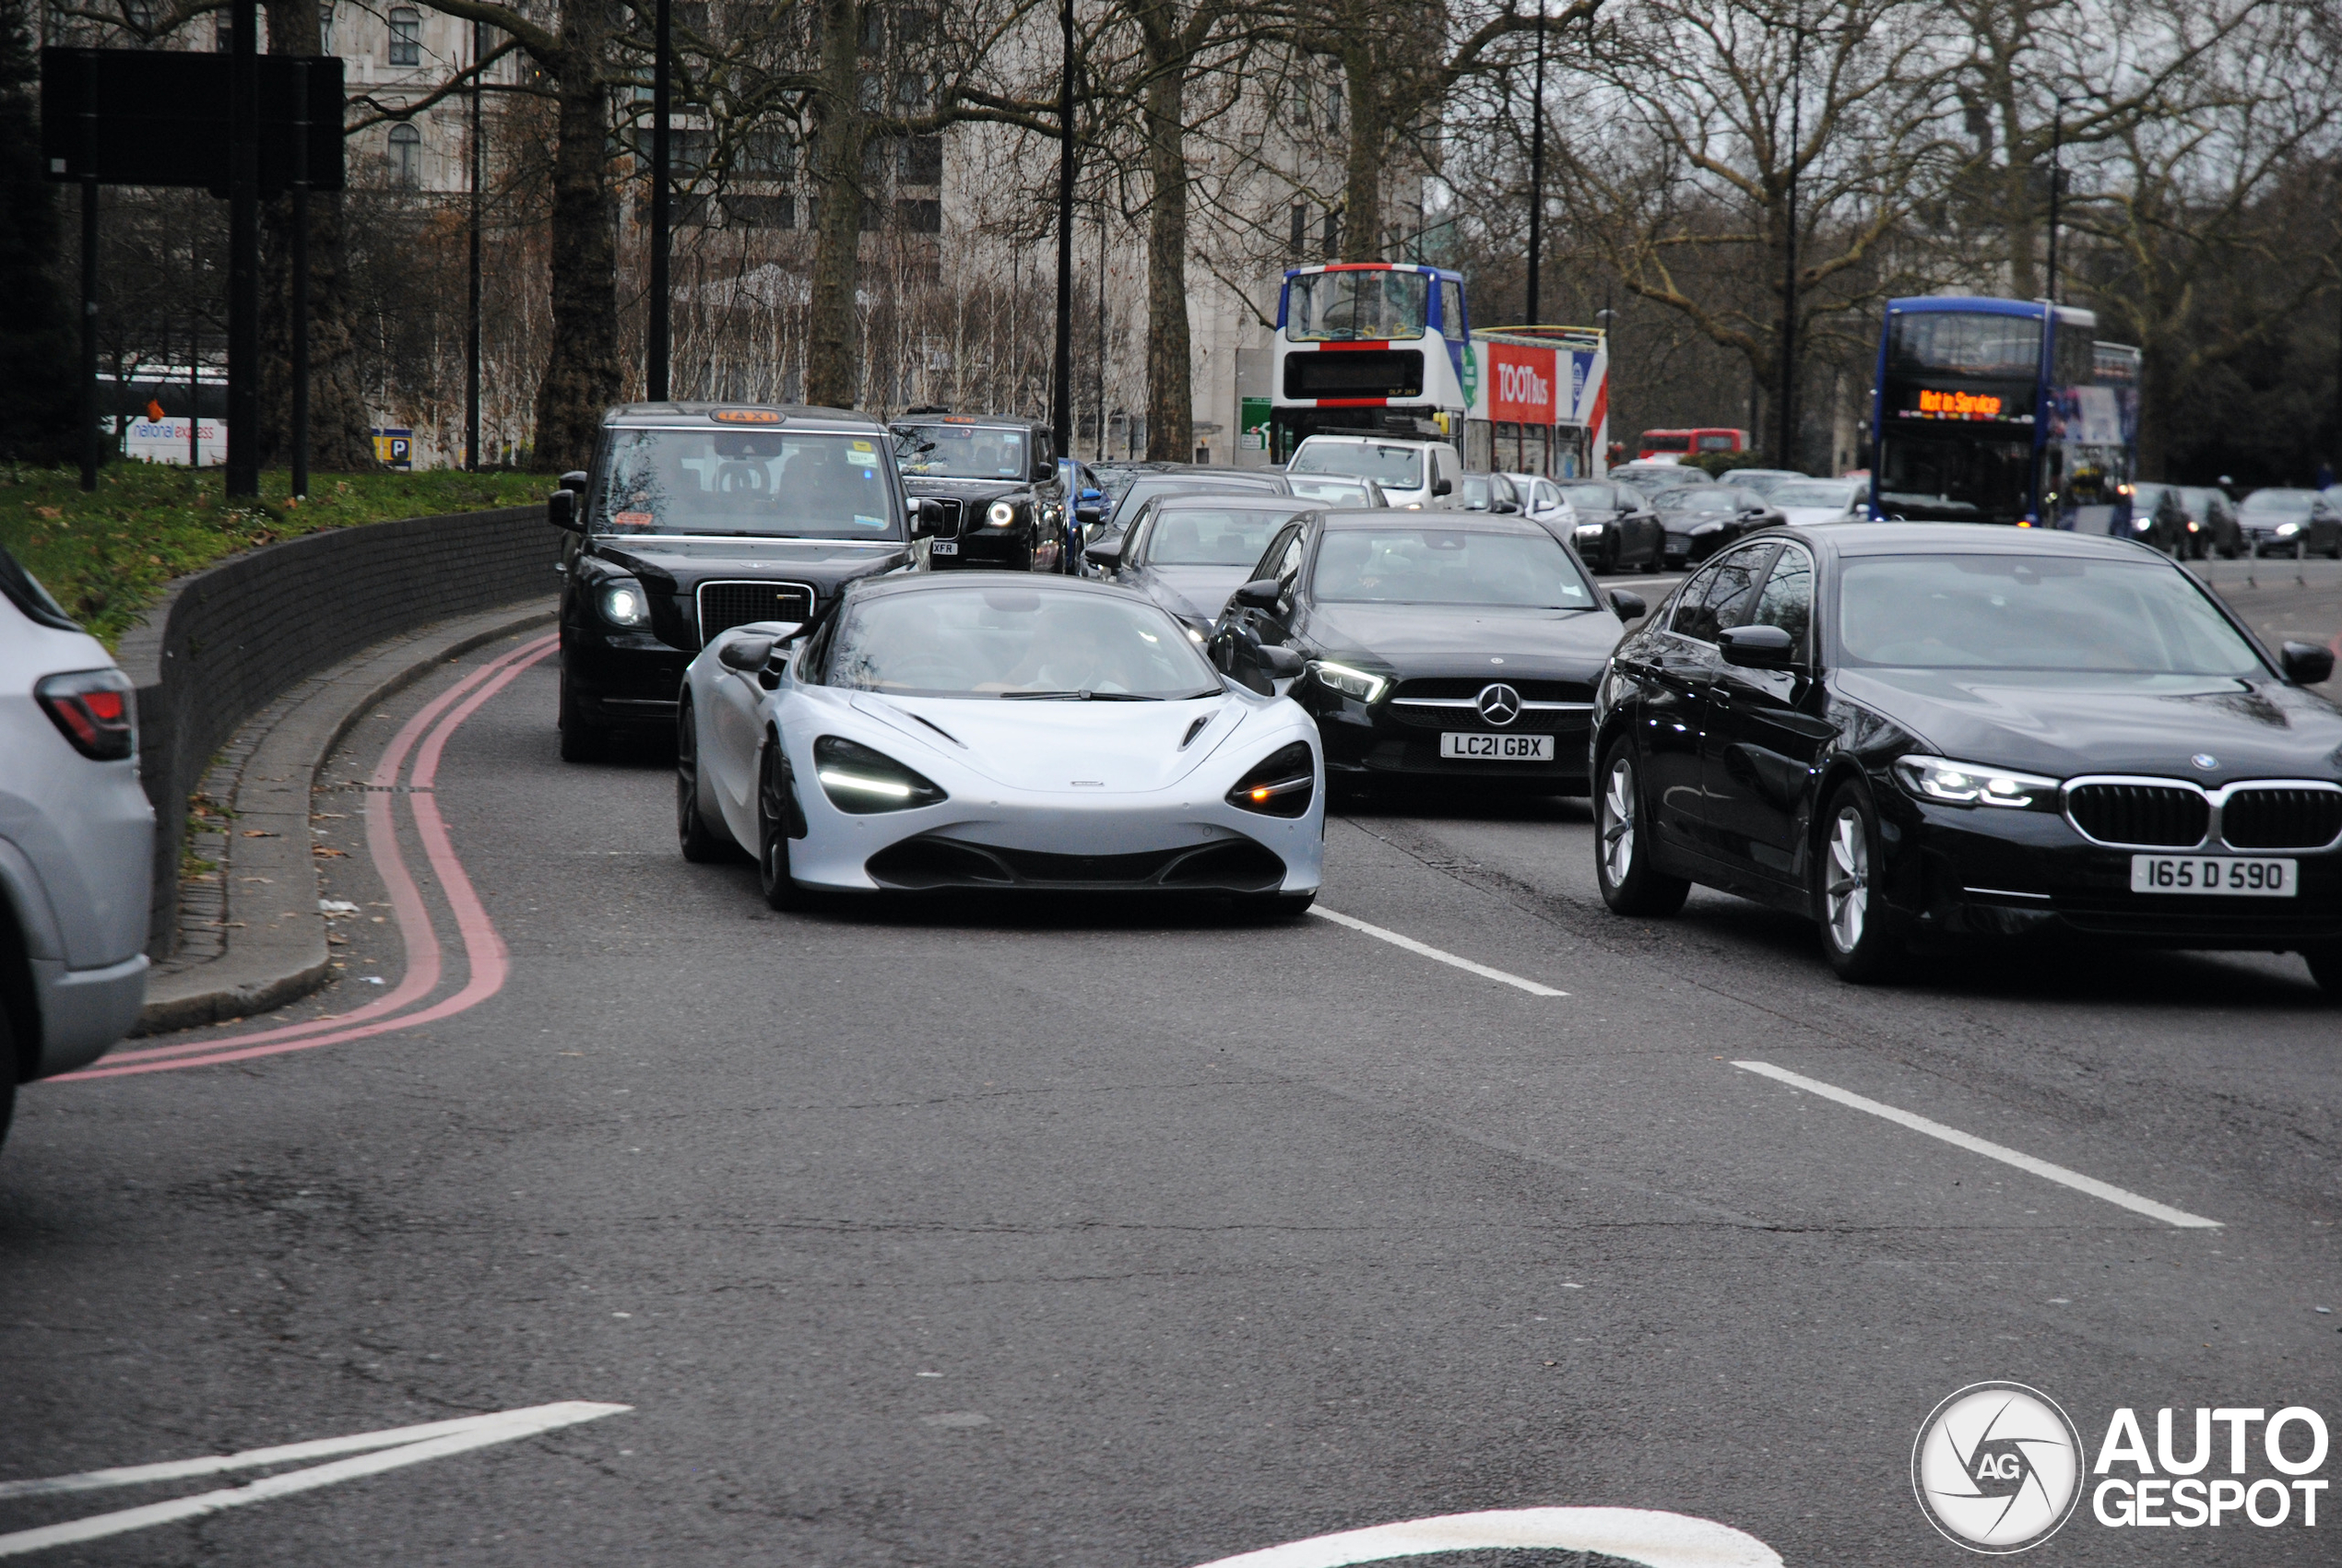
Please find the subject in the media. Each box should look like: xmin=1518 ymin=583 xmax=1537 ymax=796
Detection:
xmin=1636 ymin=428 xmax=1750 ymax=462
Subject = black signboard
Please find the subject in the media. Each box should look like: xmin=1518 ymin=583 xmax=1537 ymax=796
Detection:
xmin=39 ymin=48 xmax=344 ymax=194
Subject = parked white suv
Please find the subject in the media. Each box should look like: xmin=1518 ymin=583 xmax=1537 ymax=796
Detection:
xmin=1287 ymin=434 xmax=1463 ymax=511
xmin=0 ymin=549 xmax=151 ymax=1147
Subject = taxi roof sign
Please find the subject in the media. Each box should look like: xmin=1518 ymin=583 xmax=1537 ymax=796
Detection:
xmin=711 ymin=408 xmax=783 ymax=424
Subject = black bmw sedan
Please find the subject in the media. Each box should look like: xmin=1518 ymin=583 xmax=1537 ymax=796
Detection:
xmin=1591 ymin=524 xmax=2342 ymax=988
xmin=1553 ymin=478 xmax=1666 ymax=573
xmin=1650 ymin=483 xmax=1785 ymax=569
xmin=1211 ymin=512 xmax=1643 ymax=796
xmin=1083 ymin=492 xmax=1318 ymax=636
xmin=554 ymin=403 xmax=928 ymax=760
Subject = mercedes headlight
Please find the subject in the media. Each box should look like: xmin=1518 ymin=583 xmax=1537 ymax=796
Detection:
xmin=599 ymin=581 xmax=651 ymax=628
xmin=986 ymin=500 xmax=1019 ymax=527
xmin=1892 ymin=754 xmax=2060 ymax=809
xmin=1307 ymin=660 xmax=1388 ymax=703
xmin=813 ymin=736 xmax=948 ymax=814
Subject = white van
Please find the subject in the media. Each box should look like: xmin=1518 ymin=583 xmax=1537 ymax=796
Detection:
xmin=1287 ymin=435 xmax=1463 ymax=511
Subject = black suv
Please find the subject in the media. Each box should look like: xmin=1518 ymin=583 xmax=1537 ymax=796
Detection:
xmin=890 ymin=413 xmax=1093 ymax=572
xmin=550 ymin=402 xmax=931 ymax=760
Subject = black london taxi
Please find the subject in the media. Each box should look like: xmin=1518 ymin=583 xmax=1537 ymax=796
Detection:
xmin=889 ymin=411 xmax=1092 ymax=572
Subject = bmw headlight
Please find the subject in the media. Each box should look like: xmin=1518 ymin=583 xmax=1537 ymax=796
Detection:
xmin=813 ymin=736 xmax=949 ymax=814
xmin=2277 ymin=522 xmax=2300 ymax=537
xmin=1307 ymin=659 xmax=1388 ymax=703
xmin=987 ymin=500 xmax=1019 ymax=528
xmin=1892 ymin=754 xmax=2061 ymax=809
xmin=599 ymin=581 xmax=651 ymax=628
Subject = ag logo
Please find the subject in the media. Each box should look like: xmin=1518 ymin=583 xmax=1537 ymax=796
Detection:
xmin=1912 ymin=1382 xmax=2083 ymax=1553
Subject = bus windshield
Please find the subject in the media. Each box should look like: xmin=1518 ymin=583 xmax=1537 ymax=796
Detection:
xmin=1876 ymin=432 xmax=2032 ymax=525
xmin=1888 ymin=312 xmax=2043 ymax=380
xmin=1285 ymin=270 xmax=1427 ymax=342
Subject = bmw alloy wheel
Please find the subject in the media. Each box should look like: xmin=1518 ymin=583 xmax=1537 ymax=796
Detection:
xmin=1603 ymin=758 xmax=1638 ymax=885
xmin=1825 ymin=805 xmax=1868 ymax=952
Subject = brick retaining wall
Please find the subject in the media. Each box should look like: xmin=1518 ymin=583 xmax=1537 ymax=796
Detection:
xmin=115 ymin=503 xmax=554 ymax=954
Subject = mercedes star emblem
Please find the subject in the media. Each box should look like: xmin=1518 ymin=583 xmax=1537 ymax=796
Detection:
xmin=1476 ymin=683 xmax=1522 ymax=726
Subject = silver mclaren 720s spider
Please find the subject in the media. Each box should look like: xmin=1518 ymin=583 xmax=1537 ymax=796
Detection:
xmin=676 ymin=573 xmax=1324 ymax=915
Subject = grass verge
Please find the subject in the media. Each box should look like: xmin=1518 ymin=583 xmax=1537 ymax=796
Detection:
xmin=0 ymin=463 xmax=555 ymax=648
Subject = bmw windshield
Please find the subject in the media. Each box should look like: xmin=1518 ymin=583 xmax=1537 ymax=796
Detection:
xmin=597 ymin=428 xmax=903 ymax=539
xmin=825 ymin=587 xmax=1221 ymax=699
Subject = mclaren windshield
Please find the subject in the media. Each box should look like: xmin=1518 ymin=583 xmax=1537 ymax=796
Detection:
xmin=596 ymin=428 xmax=902 ymax=539
xmin=825 ymin=587 xmax=1221 ymax=699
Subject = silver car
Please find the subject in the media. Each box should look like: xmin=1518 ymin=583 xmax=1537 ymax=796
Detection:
xmin=0 ymin=549 xmax=153 ymax=1146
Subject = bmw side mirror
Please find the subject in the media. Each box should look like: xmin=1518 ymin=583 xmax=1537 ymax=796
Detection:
xmin=2281 ymin=641 xmax=2335 ymax=685
xmin=547 ymin=488 xmax=580 ymax=533
xmin=1719 ymin=624 xmax=1797 ymax=668
xmin=1233 ymin=578 xmax=1282 ymax=609
xmin=716 ymin=635 xmax=776 ymax=672
xmin=1082 ymin=533 xmax=1125 ymax=569
xmin=1433 ymin=477 xmax=1453 ymax=498
xmin=1258 ymin=645 xmax=1307 ymax=680
xmin=1610 ymin=590 xmax=1647 ymax=622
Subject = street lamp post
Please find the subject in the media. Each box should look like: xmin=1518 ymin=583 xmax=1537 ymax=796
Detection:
xmin=1776 ymin=14 xmax=1803 ymax=471
xmin=647 ymin=0 xmax=672 ymax=402
xmin=1052 ymin=0 xmax=1075 ymax=459
xmin=467 ymin=18 xmax=484 ymax=468
xmin=1526 ymin=5 xmax=1544 ymax=323
xmin=2045 ymin=97 xmax=2067 ymax=305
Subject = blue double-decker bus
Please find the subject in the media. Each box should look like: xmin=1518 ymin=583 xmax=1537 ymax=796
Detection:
xmin=1870 ymin=297 xmax=2138 ymax=533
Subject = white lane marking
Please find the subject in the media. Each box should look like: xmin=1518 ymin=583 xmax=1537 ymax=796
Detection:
xmin=1310 ymin=907 xmax=1567 ymax=997
xmin=1189 ymin=1505 xmax=1780 ymax=1568
xmin=0 ymin=1402 xmax=628 ymax=1556
xmin=1733 ymin=1060 xmax=2221 ymax=1229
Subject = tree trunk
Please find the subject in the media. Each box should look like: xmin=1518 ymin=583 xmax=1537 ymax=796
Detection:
xmin=531 ymin=19 xmax=622 ymax=474
xmin=1141 ymin=59 xmax=1190 ymax=460
xmin=804 ymin=0 xmax=865 ymax=409
xmin=259 ymin=0 xmax=372 ymax=470
xmin=1337 ymin=50 xmax=1382 ymax=262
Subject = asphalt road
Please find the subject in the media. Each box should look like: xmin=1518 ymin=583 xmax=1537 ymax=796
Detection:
xmin=2 ymin=568 xmax=2337 ymax=1567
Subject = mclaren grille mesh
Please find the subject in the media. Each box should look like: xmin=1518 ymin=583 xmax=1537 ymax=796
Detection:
xmin=697 ymin=580 xmax=814 ymax=645
xmin=2221 ymin=788 xmax=2342 ymax=851
xmin=866 ymin=836 xmax=1285 ymax=892
xmin=2065 ymin=784 xmax=2208 ymax=848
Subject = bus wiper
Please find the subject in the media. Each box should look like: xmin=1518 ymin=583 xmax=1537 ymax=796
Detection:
xmin=1001 ymin=690 xmax=1162 ymax=701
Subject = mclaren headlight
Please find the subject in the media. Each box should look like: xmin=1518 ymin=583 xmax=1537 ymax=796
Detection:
xmin=1227 ymin=741 xmax=1316 ymax=819
xmin=986 ymin=500 xmax=1019 ymax=528
xmin=1307 ymin=659 xmax=1388 ymax=703
xmin=813 ymin=736 xmax=949 ymax=814
xmin=599 ymin=581 xmax=651 ymax=628
xmin=1892 ymin=753 xmax=2061 ymax=809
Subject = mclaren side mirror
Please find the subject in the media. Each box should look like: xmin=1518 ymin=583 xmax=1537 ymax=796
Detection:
xmin=1258 ymin=644 xmax=1307 ymax=680
xmin=1233 ymin=578 xmax=1282 ymax=609
xmin=1719 ymin=624 xmax=1797 ymax=668
xmin=547 ymin=488 xmax=580 ymax=532
xmin=1082 ymin=533 xmax=1125 ymax=569
xmin=717 ymin=635 xmax=776 ymax=672
xmin=1610 ymin=590 xmax=1647 ymax=622
xmin=2281 ymin=641 xmax=2335 ymax=685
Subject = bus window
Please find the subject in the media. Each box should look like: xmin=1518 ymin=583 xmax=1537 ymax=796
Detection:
xmin=1440 ymin=279 xmax=1466 ymax=339
xmin=1878 ymin=432 xmax=2033 ymax=525
xmin=1286 ymin=270 xmax=1427 ymax=342
xmin=1640 ymin=431 xmax=1691 ymax=454
xmin=1887 ymin=312 xmax=2042 ymax=379
xmin=1697 ymin=431 xmax=1740 ymax=452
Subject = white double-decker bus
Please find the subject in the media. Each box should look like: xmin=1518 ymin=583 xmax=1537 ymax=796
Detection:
xmin=1268 ymin=263 xmax=1472 ymax=463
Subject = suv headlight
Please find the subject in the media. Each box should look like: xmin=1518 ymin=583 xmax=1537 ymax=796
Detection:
xmin=1892 ymin=754 xmax=2061 ymax=809
xmin=813 ymin=736 xmax=948 ymax=813
xmin=599 ymin=581 xmax=651 ymax=627
xmin=1307 ymin=659 xmax=1388 ymax=703
xmin=1226 ymin=741 xmax=1316 ymax=818
xmin=986 ymin=500 xmax=1019 ymax=527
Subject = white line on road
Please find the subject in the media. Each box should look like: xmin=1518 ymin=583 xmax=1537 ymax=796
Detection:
xmin=1310 ymin=907 xmax=1567 ymax=997
xmin=0 ymin=1401 xmax=629 ymax=1557
xmin=1188 ymin=1505 xmax=1781 ymax=1568
xmin=1733 ymin=1060 xmax=2221 ymax=1229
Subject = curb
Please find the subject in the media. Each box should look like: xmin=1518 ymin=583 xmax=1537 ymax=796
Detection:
xmin=131 ymin=600 xmax=558 ymax=1036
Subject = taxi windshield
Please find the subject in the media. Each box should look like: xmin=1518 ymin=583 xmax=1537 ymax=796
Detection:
xmin=893 ymin=422 xmax=1034 ymax=481
xmin=596 ymin=428 xmax=901 ymax=538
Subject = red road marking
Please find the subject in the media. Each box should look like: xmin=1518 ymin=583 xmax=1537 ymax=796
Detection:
xmin=61 ymin=635 xmax=560 ymax=1080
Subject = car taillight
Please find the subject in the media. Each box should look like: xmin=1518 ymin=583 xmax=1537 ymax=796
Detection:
xmin=36 ymin=669 xmax=136 ymax=760
xmin=1227 ymin=741 xmax=1315 ymax=819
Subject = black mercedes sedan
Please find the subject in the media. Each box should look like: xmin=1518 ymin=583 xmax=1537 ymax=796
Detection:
xmin=1083 ymin=492 xmax=1318 ymax=637
xmin=890 ymin=413 xmax=1080 ymax=572
xmin=1650 ymin=483 xmax=1785 ymax=569
xmin=1554 ymin=478 xmax=1666 ymax=573
xmin=1210 ymin=512 xmax=1644 ymax=796
xmin=1591 ymin=524 xmax=2342 ymax=989
xmin=553 ymin=403 xmax=929 ymax=760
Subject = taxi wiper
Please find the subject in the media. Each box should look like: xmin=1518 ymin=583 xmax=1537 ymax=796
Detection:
xmin=999 ymin=690 xmax=1164 ymax=701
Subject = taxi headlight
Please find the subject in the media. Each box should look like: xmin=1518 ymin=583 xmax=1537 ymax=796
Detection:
xmin=987 ymin=501 xmax=1019 ymax=527
xmin=599 ymin=581 xmax=651 ymax=627
xmin=1892 ymin=753 xmax=2061 ymax=809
